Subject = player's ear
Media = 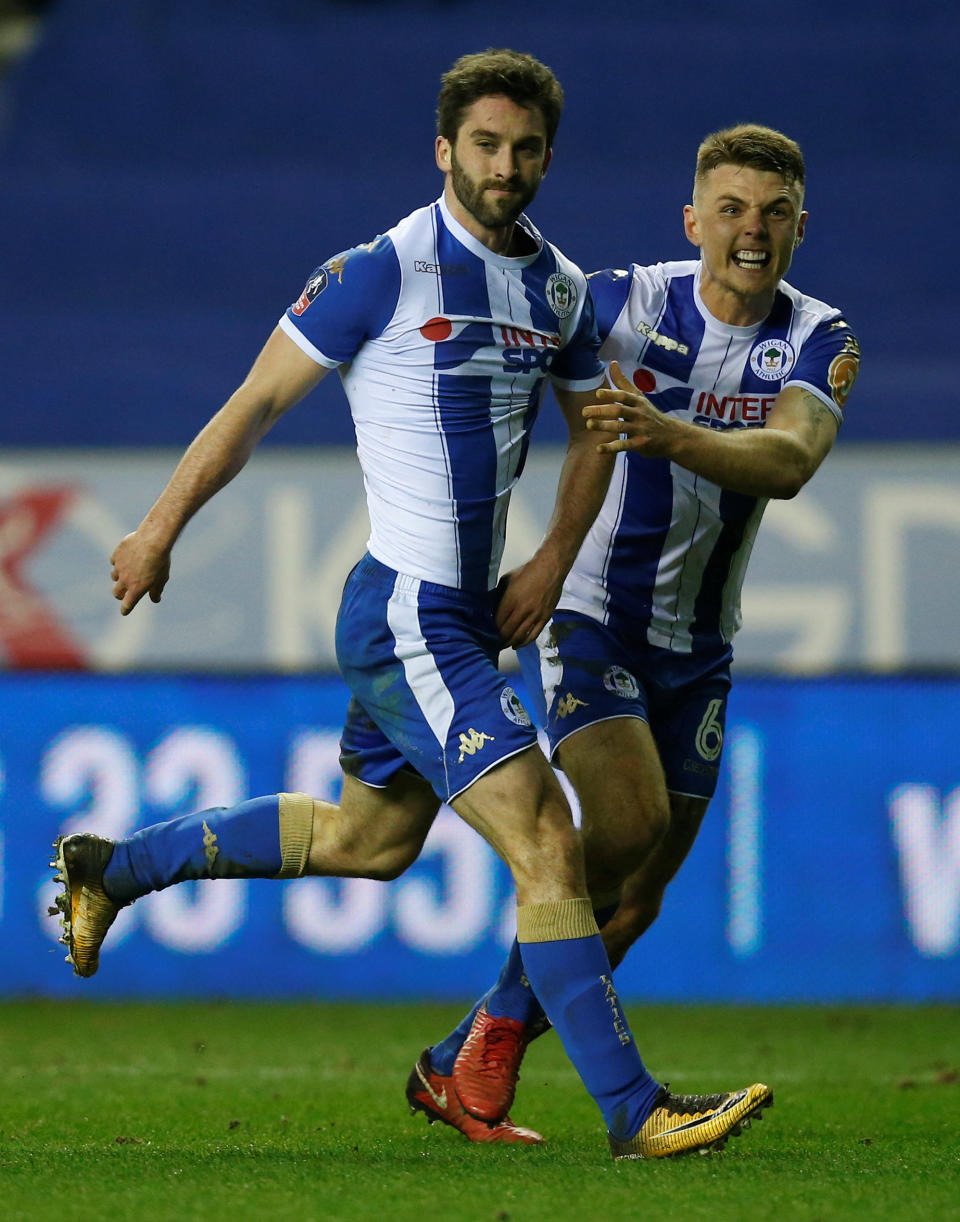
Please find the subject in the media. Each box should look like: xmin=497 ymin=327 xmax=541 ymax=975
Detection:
xmin=683 ymin=203 xmax=701 ymax=248
xmin=540 ymin=147 xmax=552 ymax=178
xmin=794 ymin=210 xmax=808 ymax=247
xmin=436 ymin=135 xmax=452 ymax=173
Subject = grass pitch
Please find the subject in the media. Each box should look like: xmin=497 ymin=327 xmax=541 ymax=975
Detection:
xmin=0 ymin=1000 xmax=956 ymax=1222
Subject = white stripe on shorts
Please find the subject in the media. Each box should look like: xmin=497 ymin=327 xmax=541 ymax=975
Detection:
xmin=386 ymin=573 xmax=456 ymax=794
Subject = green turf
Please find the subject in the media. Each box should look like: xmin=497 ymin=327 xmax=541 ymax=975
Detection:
xmin=0 ymin=1000 xmax=956 ymax=1222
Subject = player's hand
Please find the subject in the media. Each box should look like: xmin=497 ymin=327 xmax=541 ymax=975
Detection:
xmin=495 ymin=556 xmax=563 ymax=648
xmin=110 ymin=531 xmax=171 ymax=616
xmin=582 ymin=360 xmax=678 ymax=455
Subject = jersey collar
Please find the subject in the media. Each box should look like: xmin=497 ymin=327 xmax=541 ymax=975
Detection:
xmin=437 ymin=194 xmax=543 ymax=268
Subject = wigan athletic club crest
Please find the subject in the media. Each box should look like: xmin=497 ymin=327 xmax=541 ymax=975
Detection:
xmin=500 ymin=686 xmax=532 ymax=727
xmin=545 ymin=272 xmax=577 ymax=320
xmin=602 ymin=666 xmax=640 ymax=700
xmin=749 ymin=337 xmax=796 ymax=382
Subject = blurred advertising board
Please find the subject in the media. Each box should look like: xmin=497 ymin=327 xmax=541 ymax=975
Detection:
xmin=2 ymin=671 xmax=958 ymax=1001
xmin=2 ymin=446 xmax=960 ymax=672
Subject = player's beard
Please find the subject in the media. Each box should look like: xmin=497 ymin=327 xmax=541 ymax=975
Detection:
xmin=449 ymin=148 xmax=539 ymax=231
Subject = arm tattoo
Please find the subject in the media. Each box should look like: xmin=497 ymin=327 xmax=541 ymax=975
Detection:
xmin=799 ymin=389 xmax=838 ymax=439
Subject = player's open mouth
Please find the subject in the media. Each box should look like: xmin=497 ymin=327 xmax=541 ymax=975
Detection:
xmin=733 ymin=250 xmax=771 ymax=269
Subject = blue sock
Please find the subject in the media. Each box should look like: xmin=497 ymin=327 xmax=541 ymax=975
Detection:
xmin=430 ymin=901 xmax=622 ymax=1074
xmin=103 ymin=795 xmax=283 ymax=904
xmin=519 ymin=930 xmax=660 ymax=1140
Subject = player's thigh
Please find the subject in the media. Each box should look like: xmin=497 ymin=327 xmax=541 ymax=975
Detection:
xmin=451 ymin=744 xmax=584 ymax=904
xmin=555 ymin=716 xmax=671 ymax=869
xmin=308 ymin=770 xmax=440 ymax=880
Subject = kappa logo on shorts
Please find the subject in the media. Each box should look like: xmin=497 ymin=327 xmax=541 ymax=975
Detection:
xmin=500 ymin=687 xmax=532 ymax=727
xmin=291 ymin=267 xmax=328 ymax=316
xmin=554 ymin=692 xmax=589 ymax=719
xmin=602 ymin=666 xmax=640 ymax=699
xmin=201 ymin=821 xmax=219 ymax=869
xmin=457 ymin=728 xmax=496 ymax=763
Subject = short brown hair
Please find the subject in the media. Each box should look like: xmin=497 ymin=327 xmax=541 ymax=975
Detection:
xmin=694 ymin=124 xmax=805 ymax=194
xmin=436 ymin=49 xmax=564 ymax=148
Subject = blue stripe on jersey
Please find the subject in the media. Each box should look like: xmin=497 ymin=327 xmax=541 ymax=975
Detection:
xmin=605 ymin=456 xmax=676 ymax=637
xmin=738 ymin=289 xmax=794 ymax=395
xmin=642 ymin=274 xmax=703 ymax=381
xmin=435 ymin=370 xmax=499 ymax=588
xmin=587 ymin=269 xmax=633 ymax=344
xmin=431 ymin=208 xmax=499 ymax=588
xmin=688 ymin=488 xmax=759 ymax=648
xmin=518 ymin=252 xmax=561 ymax=334
xmin=434 ymin=206 xmax=493 ymax=320
xmin=648 ymin=386 xmax=695 ymax=415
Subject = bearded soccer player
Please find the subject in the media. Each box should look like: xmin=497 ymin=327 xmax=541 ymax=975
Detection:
xmin=420 ymin=123 xmax=858 ymax=1140
xmin=50 ymin=56 xmax=771 ymax=1161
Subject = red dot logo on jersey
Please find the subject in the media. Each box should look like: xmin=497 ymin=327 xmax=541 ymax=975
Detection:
xmin=420 ymin=316 xmax=453 ymax=342
xmin=632 ymin=369 xmax=656 ymax=394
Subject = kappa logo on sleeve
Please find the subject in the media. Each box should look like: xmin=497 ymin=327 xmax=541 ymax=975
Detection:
xmin=291 ymin=267 xmax=329 ymax=316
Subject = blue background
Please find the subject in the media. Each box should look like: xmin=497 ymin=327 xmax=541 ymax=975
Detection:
xmin=2 ymin=0 xmax=956 ymax=446
xmin=4 ymin=672 xmax=958 ymax=1001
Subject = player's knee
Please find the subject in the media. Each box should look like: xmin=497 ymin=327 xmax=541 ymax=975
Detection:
xmin=371 ymin=834 xmax=427 ymax=880
xmin=583 ymin=792 xmax=669 ymax=892
xmin=507 ymin=794 xmax=584 ymax=898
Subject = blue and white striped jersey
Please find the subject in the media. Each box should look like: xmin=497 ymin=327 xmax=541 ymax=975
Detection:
xmin=560 ymin=259 xmax=860 ymax=652
xmin=279 ymin=195 xmax=604 ymax=591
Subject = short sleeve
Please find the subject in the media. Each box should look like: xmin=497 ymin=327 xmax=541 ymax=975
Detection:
xmin=786 ymin=314 xmax=861 ymax=423
xmin=585 ymin=268 xmax=633 ymax=343
xmin=550 ymin=287 xmax=605 ymax=390
xmin=279 ymin=234 xmax=402 ymax=368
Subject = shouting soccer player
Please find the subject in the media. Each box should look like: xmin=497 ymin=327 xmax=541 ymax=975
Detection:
xmin=51 ymin=56 xmax=771 ymax=1161
xmin=419 ymin=123 xmax=858 ymax=1139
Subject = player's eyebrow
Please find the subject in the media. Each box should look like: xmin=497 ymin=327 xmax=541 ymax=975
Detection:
xmin=468 ymin=127 xmax=544 ymax=149
xmin=715 ymin=192 xmax=796 ymax=210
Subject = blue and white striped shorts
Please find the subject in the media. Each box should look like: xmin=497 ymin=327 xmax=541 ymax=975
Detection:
xmin=335 ymin=554 xmax=538 ymax=802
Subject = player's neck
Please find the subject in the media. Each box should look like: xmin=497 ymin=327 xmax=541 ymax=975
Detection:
xmin=698 ymin=278 xmax=775 ymax=328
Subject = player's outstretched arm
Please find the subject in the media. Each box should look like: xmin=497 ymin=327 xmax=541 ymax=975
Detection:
xmin=111 ymin=327 xmax=328 ymax=615
xmin=496 ymin=384 xmax=614 ymax=647
xmin=582 ymin=361 xmax=837 ymax=500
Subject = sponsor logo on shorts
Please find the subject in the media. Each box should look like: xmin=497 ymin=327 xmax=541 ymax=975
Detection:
xmin=545 ymin=272 xmax=577 ymax=319
xmin=500 ymin=687 xmax=532 ymax=727
xmin=749 ymin=337 xmax=796 ymax=382
xmin=554 ymin=692 xmax=588 ymax=719
xmin=457 ymin=728 xmax=495 ymax=763
xmin=291 ymin=266 xmax=328 ymax=316
xmin=602 ymin=666 xmax=640 ymax=699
